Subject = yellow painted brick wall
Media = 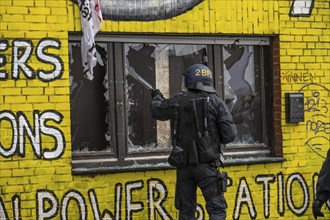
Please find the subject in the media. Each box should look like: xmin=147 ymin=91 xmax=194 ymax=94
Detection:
xmin=1 ymin=0 xmax=329 ymax=219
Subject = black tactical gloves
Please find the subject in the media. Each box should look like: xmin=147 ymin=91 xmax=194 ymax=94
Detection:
xmin=312 ymin=199 xmax=325 ymax=219
xmin=151 ymin=89 xmax=164 ymax=99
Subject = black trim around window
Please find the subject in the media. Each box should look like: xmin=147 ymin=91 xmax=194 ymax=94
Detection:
xmin=69 ymin=34 xmax=284 ymax=174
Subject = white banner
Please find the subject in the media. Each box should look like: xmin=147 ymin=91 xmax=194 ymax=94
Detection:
xmin=77 ymin=0 xmax=103 ymax=80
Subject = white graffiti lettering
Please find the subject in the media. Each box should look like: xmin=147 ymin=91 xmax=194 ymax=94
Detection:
xmin=37 ymin=190 xmax=58 ymax=220
xmin=1 ymin=179 xmax=171 ymax=220
xmin=0 ymin=110 xmax=65 ymax=160
xmin=0 ymin=40 xmax=9 ymax=79
xmin=286 ymin=173 xmax=309 ymax=216
xmin=148 ymin=178 xmax=172 ymax=220
xmin=0 ymin=111 xmax=18 ymax=156
xmin=126 ymin=180 xmax=144 ymax=220
xmin=0 ymin=198 xmax=9 ymax=219
xmin=0 ymin=38 xmax=63 ymax=82
xmin=233 ymin=177 xmax=256 ymax=220
xmin=61 ymin=191 xmax=87 ymax=220
xmin=12 ymin=40 xmax=34 ymax=79
xmin=12 ymin=195 xmax=20 ymax=220
xmin=0 ymin=173 xmax=325 ymax=219
xmin=277 ymin=172 xmax=285 ymax=216
xmin=256 ymin=175 xmax=276 ymax=218
xmin=36 ymin=39 xmax=63 ymax=80
xmin=89 ymin=187 xmax=120 ymax=220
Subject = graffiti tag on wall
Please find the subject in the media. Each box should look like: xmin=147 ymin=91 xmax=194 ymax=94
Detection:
xmin=281 ymin=71 xmax=317 ymax=83
xmin=282 ymin=70 xmax=329 ymax=158
xmin=299 ymin=83 xmax=330 ymax=158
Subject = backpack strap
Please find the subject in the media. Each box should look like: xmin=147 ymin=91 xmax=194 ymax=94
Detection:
xmin=191 ymin=99 xmax=202 ymax=138
xmin=202 ymin=96 xmax=209 ymax=137
xmin=189 ymin=92 xmax=209 ymax=138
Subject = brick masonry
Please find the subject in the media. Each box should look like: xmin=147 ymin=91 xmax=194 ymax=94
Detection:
xmin=0 ymin=0 xmax=329 ymax=219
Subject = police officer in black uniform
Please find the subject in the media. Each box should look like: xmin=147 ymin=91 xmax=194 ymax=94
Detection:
xmin=313 ymin=149 xmax=330 ymax=219
xmin=150 ymin=64 xmax=237 ymax=220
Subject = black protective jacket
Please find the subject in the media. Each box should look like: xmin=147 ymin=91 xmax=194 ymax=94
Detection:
xmin=151 ymin=90 xmax=237 ymax=166
xmin=316 ymin=149 xmax=330 ymax=202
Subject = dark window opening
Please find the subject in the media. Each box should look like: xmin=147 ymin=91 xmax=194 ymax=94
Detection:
xmin=70 ymin=43 xmax=113 ymax=152
xmin=69 ymin=35 xmax=283 ymax=174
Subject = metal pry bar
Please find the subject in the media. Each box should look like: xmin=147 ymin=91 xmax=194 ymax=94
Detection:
xmin=127 ymin=66 xmax=155 ymax=92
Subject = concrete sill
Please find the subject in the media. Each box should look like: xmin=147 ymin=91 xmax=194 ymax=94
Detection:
xmin=72 ymin=157 xmax=286 ymax=175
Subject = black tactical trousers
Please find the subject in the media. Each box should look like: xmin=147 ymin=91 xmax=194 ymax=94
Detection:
xmin=175 ymin=163 xmax=227 ymax=220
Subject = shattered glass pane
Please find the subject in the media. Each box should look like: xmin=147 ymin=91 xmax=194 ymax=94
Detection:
xmin=223 ymin=45 xmax=263 ymax=145
xmin=125 ymin=43 xmax=207 ymax=152
xmin=69 ymin=43 xmax=113 ymax=152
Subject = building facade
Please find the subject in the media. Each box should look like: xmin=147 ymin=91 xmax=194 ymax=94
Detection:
xmin=0 ymin=0 xmax=329 ymax=219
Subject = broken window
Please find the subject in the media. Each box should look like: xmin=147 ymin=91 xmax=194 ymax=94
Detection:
xmin=69 ymin=43 xmax=113 ymax=152
xmin=69 ymin=35 xmax=281 ymax=173
xmin=223 ymin=45 xmax=263 ymax=145
xmin=125 ymin=43 xmax=207 ymax=152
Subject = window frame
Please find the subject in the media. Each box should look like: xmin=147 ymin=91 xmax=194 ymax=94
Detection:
xmin=216 ymin=44 xmax=271 ymax=158
xmin=69 ymin=34 xmax=284 ymax=174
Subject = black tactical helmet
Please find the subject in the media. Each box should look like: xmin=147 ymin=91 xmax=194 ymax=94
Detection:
xmin=183 ymin=64 xmax=215 ymax=93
